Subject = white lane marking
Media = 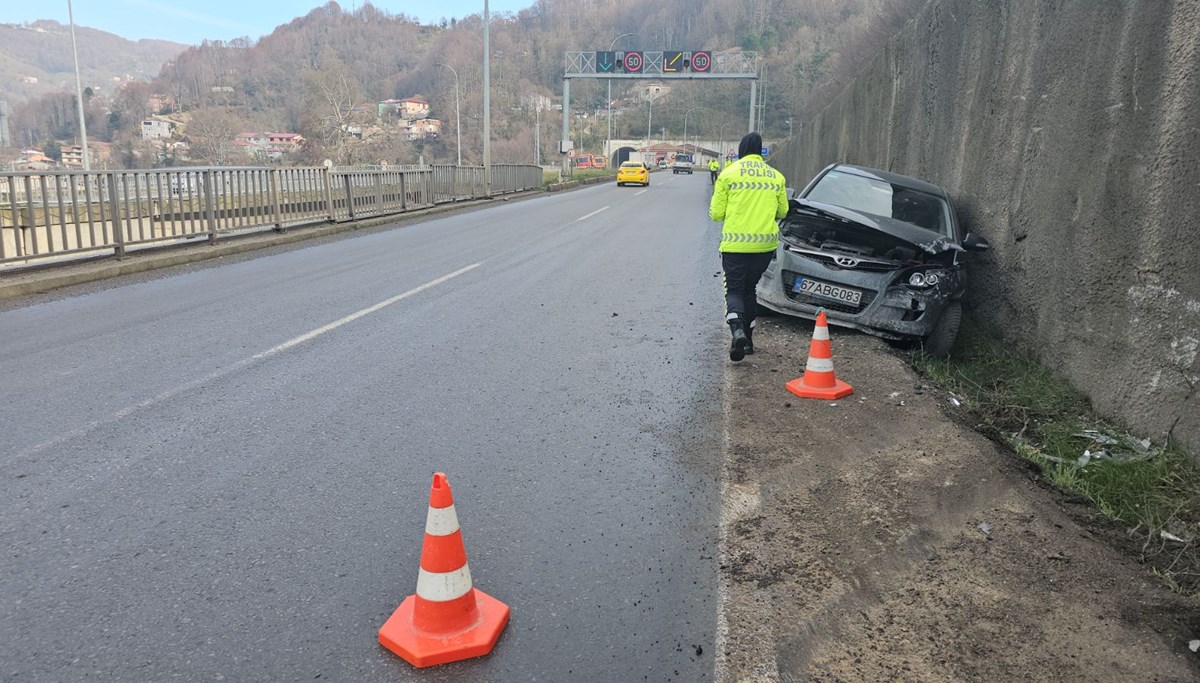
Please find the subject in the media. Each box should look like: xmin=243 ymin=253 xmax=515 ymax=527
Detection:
xmin=576 ymin=206 xmax=610 ymax=222
xmin=425 ymin=504 xmax=462 ymax=536
xmin=635 ymin=189 xmax=649 ymax=196
xmin=8 ymin=263 xmax=482 ymax=463
xmin=416 ymin=564 xmax=473 ymax=602
xmin=253 ymin=262 xmax=480 ymax=359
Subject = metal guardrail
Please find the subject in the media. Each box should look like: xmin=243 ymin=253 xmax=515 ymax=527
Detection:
xmin=0 ymin=163 xmax=543 ymax=268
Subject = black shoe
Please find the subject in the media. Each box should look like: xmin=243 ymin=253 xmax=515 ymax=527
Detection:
xmin=729 ymin=322 xmax=748 ymax=361
xmin=744 ymin=323 xmax=755 ymax=355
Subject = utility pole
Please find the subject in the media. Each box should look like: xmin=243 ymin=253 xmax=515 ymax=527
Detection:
xmin=68 ymin=0 xmax=90 ymax=170
xmin=533 ymin=95 xmax=540 ymax=164
xmin=482 ymin=0 xmax=491 ymax=196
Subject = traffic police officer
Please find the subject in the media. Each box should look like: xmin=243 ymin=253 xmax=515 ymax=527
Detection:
xmin=708 ymin=158 xmax=719 ymax=184
xmin=708 ymin=132 xmax=788 ymax=361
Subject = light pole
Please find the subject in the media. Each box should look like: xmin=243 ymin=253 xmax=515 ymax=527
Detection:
xmin=645 ymin=91 xmax=653 ymax=157
xmin=605 ymin=32 xmax=635 ymax=163
xmin=482 ymin=0 xmax=491 ymax=196
xmin=718 ymin=121 xmax=732 ymax=165
xmin=436 ymin=63 xmax=461 ymax=166
xmin=67 ymin=0 xmax=90 ymax=170
xmin=682 ymin=107 xmax=698 ymax=153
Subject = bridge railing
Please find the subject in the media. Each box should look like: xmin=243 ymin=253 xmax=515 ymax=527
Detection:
xmin=0 ymin=163 xmax=544 ymax=269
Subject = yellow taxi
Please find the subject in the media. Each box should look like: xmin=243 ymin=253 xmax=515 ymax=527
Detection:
xmin=616 ymin=161 xmax=649 ymax=187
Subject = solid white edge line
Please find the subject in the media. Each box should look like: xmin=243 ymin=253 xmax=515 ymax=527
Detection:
xmin=635 ymin=189 xmax=649 ymax=196
xmin=416 ymin=564 xmax=473 ymax=602
xmin=576 ymin=206 xmax=610 ymax=222
xmin=424 ymin=505 xmax=461 ymax=536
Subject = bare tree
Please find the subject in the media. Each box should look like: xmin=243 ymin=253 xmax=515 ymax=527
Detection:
xmin=186 ymin=108 xmax=241 ymax=165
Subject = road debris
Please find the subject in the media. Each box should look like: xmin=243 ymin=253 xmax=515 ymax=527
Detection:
xmin=978 ymin=522 xmax=992 ymax=535
xmin=1189 ymin=640 xmax=1199 ymax=653
xmin=1160 ymin=530 xmax=1188 ymax=544
xmin=1071 ymin=429 xmax=1162 ymax=464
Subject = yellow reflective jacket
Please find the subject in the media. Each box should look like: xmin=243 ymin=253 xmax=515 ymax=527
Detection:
xmin=708 ymin=160 xmax=719 ymax=171
xmin=709 ymin=155 xmax=788 ymax=253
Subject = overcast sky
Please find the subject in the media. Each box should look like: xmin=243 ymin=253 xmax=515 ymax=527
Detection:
xmin=0 ymin=0 xmax=535 ymax=45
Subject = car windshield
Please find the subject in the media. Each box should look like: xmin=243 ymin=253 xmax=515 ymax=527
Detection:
xmin=805 ymin=170 xmax=953 ymax=237
xmin=621 ymin=162 xmax=643 ymax=169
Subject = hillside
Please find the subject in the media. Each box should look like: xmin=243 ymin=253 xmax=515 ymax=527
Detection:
xmin=0 ymin=20 xmax=185 ymax=105
xmin=145 ymin=0 xmax=916 ymax=165
xmin=3 ymin=0 xmax=919 ymax=167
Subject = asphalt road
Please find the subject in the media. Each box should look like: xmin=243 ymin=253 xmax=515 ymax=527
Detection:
xmin=0 ymin=172 xmax=727 ymax=681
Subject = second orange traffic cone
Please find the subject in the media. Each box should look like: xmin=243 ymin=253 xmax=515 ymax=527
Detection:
xmin=378 ymin=472 xmax=510 ymax=668
xmin=786 ymin=309 xmax=854 ymax=400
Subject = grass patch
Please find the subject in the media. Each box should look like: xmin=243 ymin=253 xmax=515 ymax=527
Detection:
xmin=541 ymin=168 xmax=618 ymax=188
xmin=913 ymin=319 xmax=1200 ymax=595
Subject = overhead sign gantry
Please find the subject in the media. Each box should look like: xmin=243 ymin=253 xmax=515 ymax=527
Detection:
xmin=559 ymin=50 xmax=760 ymax=161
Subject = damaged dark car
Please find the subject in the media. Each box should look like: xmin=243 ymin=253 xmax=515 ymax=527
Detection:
xmin=756 ymin=164 xmax=990 ymax=357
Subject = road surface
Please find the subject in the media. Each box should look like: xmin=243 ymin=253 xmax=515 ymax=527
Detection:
xmin=0 ymin=173 xmax=727 ymax=681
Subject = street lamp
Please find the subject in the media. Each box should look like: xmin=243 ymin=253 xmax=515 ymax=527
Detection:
xmin=645 ymin=90 xmax=653 ymax=156
xmin=718 ymin=121 xmax=733 ymax=165
xmin=436 ymin=64 xmax=461 ymax=166
xmin=682 ymin=107 xmax=698 ymax=152
xmin=67 ymin=0 xmax=90 ymax=171
xmin=606 ymin=32 xmax=635 ymax=163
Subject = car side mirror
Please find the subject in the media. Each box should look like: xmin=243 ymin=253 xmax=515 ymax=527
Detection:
xmin=962 ymin=232 xmax=990 ymax=252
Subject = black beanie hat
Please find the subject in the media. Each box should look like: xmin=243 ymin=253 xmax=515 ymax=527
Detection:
xmin=737 ymin=131 xmax=763 ymax=159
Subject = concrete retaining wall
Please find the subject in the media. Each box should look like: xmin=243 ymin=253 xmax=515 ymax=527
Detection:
xmin=773 ymin=0 xmax=1200 ymax=454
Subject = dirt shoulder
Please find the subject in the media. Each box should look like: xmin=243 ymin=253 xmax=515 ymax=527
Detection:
xmin=717 ymin=315 xmax=1200 ymax=682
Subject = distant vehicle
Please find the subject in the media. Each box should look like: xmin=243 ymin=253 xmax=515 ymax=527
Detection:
xmin=573 ymin=155 xmax=600 ymax=169
xmin=672 ymin=153 xmax=694 ymax=175
xmin=616 ymin=161 xmax=649 ymax=187
xmin=756 ymin=164 xmax=990 ymax=357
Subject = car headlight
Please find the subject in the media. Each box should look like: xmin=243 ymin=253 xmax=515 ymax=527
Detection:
xmin=906 ymin=269 xmax=948 ymax=289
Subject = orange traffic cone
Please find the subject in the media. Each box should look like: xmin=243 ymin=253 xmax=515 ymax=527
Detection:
xmin=786 ymin=309 xmax=854 ymax=399
xmin=378 ymin=472 xmax=510 ymax=668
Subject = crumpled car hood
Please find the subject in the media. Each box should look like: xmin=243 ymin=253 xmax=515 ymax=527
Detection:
xmin=792 ymin=199 xmax=962 ymax=255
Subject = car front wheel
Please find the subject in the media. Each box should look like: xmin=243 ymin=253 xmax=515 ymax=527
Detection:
xmin=922 ymin=300 xmax=962 ymax=358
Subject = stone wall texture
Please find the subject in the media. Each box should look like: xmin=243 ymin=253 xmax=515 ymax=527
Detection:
xmin=771 ymin=0 xmax=1200 ymax=455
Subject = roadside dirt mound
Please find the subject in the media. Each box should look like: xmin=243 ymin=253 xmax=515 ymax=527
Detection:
xmin=717 ymin=316 xmax=1199 ymax=682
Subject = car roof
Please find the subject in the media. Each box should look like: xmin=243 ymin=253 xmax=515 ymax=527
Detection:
xmin=831 ymin=164 xmax=948 ymax=198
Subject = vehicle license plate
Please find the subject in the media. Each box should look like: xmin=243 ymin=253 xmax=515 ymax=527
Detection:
xmin=793 ymin=278 xmax=863 ymax=306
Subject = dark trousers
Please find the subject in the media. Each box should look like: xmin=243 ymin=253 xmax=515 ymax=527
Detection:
xmin=722 ymin=251 xmax=774 ymax=323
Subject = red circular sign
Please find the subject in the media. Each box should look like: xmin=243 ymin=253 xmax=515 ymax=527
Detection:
xmin=623 ymin=51 xmax=643 ymax=73
xmin=691 ymin=51 xmax=712 ymax=73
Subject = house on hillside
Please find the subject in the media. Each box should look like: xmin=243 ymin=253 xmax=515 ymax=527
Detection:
xmin=61 ymin=145 xmax=85 ymax=168
xmin=382 ymin=97 xmax=431 ymax=121
xmin=637 ymin=82 xmax=670 ymax=102
xmin=141 ymin=119 xmax=176 ymax=141
xmin=404 ymin=118 xmax=441 ymax=141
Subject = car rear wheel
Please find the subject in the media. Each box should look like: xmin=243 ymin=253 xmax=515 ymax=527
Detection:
xmin=922 ymin=300 xmax=962 ymax=359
